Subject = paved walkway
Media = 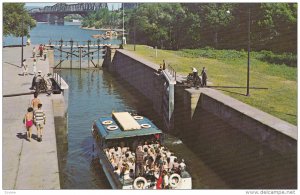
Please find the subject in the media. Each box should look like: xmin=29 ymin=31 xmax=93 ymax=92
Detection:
xmin=2 ymin=45 xmax=60 ymax=189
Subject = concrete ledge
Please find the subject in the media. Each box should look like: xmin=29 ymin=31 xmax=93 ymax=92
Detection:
xmin=200 ymin=88 xmax=297 ymax=140
xmin=184 ymin=87 xmax=297 ymax=154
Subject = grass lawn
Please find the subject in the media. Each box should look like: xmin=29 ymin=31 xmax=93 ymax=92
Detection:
xmin=124 ymin=45 xmax=297 ymax=125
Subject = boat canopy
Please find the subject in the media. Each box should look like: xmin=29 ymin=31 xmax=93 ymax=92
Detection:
xmin=94 ymin=113 xmax=162 ymax=140
xmin=113 ymin=112 xmax=141 ymax=130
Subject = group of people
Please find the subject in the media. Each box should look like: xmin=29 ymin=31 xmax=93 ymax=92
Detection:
xmin=21 ymin=44 xmax=47 ymax=76
xmin=32 ymin=44 xmax=47 ymax=60
xmin=105 ymin=140 xmax=186 ymax=189
xmin=23 ymin=92 xmax=46 ymax=142
xmin=29 ymin=70 xmax=53 ymax=95
xmin=192 ymin=66 xmax=208 ymax=87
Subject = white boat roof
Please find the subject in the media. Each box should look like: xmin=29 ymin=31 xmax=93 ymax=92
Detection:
xmin=113 ymin=112 xmax=141 ymax=131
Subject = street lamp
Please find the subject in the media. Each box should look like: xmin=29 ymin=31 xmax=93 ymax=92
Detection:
xmin=227 ymin=8 xmax=251 ymax=96
xmin=21 ymin=14 xmax=24 ymax=66
xmin=122 ymin=3 xmax=125 ymax=45
xmin=246 ymin=8 xmax=251 ymax=96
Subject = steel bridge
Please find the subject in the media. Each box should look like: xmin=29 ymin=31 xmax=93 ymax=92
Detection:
xmin=30 ymin=3 xmax=108 ymax=24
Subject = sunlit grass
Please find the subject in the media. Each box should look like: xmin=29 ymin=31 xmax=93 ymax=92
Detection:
xmin=124 ymin=44 xmax=297 ymax=125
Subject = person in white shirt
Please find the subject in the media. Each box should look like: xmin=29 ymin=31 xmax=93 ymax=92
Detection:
xmin=179 ymin=159 xmax=186 ymax=171
xmin=162 ymin=170 xmax=169 ymax=189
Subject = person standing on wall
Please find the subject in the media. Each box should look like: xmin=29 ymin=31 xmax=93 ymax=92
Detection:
xmin=162 ymin=60 xmax=166 ymax=70
xmin=201 ymin=67 xmax=207 ymax=87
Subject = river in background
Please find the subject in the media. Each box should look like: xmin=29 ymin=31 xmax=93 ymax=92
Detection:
xmin=3 ymin=22 xmax=121 ymax=46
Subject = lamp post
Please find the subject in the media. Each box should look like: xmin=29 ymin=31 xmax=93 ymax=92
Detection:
xmin=21 ymin=14 xmax=24 ymax=66
xmin=122 ymin=3 xmax=125 ymax=45
xmin=227 ymin=7 xmax=251 ymax=96
xmin=246 ymin=7 xmax=251 ymax=96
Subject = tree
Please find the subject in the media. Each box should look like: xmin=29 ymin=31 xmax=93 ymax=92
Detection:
xmin=3 ymin=3 xmax=36 ymax=37
xmin=256 ymin=3 xmax=297 ymax=53
xmin=200 ymin=3 xmax=234 ymax=49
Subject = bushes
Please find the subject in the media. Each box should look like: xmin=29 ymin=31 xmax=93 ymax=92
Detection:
xmin=180 ymin=47 xmax=246 ymax=60
xmin=180 ymin=48 xmax=297 ymax=67
xmin=254 ymin=51 xmax=297 ymax=67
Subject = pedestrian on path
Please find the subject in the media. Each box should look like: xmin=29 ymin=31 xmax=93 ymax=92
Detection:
xmin=24 ymin=107 xmax=34 ymax=142
xmin=21 ymin=59 xmax=28 ymax=76
xmin=39 ymin=44 xmax=43 ymax=57
xmin=32 ymin=46 xmax=36 ymax=58
xmin=32 ymin=58 xmax=37 ymax=75
xmin=31 ymin=92 xmax=41 ymax=111
xmin=43 ymin=46 xmax=47 ymax=61
xmin=34 ymin=103 xmax=46 ymax=142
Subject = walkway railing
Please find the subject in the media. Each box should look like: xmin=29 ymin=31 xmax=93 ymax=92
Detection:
xmin=166 ymin=64 xmax=177 ymax=81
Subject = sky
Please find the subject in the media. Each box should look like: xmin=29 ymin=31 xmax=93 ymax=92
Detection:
xmin=25 ymin=2 xmax=122 ymax=10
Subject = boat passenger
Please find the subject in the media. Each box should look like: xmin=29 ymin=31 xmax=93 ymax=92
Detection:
xmin=142 ymin=141 xmax=149 ymax=151
xmin=155 ymin=155 xmax=163 ymax=172
xmin=135 ymin=146 xmax=145 ymax=177
xmin=162 ymin=170 xmax=169 ymax=189
xmin=169 ymin=155 xmax=176 ymax=164
xmin=109 ymin=147 xmax=115 ymax=155
xmin=166 ymin=157 xmax=172 ymax=171
xmin=126 ymin=151 xmax=134 ymax=159
xmin=114 ymin=146 xmax=122 ymax=158
xmin=179 ymin=159 xmax=186 ymax=171
xmin=129 ymin=169 xmax=135 ymax=179
xmin=145 ymin=170 xmax=157 ymax=184
xmin=148 ymin=148 xmax=156 ymax=160
xmin=114 ymin=166 xmax=121 ymax=176
xmin=122 ymin=164 xmax=131 ymax=180
xmin=110 ymin=156 xmax=118 ymax=168
xmin=121 ymin=146 xmax=129 ymax=154
xmin=165 ymin=150 xmax=172 ymax=158
xmin=172 ymin=158 xmax=180 ymax=173
xmin=163 ymin=160 xmax=169 ymax=171
xmin=128 ymin=158 xmax=135 ymax=171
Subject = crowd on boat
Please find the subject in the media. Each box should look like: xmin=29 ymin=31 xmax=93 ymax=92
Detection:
xmin=104 ymin=140 xmax=187 ymax=188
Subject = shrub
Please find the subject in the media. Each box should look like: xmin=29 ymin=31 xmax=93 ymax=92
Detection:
xmin=254 ymin=50 xmax=297 ymax=67
xmin=180 ymin=48 xmax=297 ymax=67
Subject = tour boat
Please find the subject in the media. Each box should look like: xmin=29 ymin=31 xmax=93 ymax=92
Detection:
xmin=91 ymin=112 xmax=192 ymax=189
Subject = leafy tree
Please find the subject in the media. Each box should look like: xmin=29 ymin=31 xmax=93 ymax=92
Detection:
xmin=200 ymin=3 xmax=234 ymax=48
xmin=81 ymin=7 xmax=122 ymax=29
xmin=3 ymin=3 xmax=36 ymax=37
xmin=256 ymin=3 xmax=297 ymax=52
xmin=124 ymin=3 xmax=297 ymax=53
